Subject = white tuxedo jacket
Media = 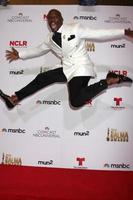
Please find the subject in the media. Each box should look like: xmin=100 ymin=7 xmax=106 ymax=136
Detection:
xmin=19 ymin=23 xmax=125 ymax=81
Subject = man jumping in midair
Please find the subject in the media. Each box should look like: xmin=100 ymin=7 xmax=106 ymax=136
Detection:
xmin=0 ymin=9 xmax=132 ymax=110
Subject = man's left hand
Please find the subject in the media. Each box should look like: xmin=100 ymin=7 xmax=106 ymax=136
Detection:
xmin=125 ymin=28 xmax=133 ymax=38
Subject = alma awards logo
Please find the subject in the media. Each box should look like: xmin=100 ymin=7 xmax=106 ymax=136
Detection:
xmin=85 ymin=41 xmax=95 ymax=52
xmin=1 ymin=153 xmax=22 ymax=166
xmin=106 ymin=128 xmax=128 ymax=142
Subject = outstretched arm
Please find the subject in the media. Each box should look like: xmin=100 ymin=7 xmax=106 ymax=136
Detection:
xmin=79 ymin=26 xmax=124 ymax=41
xmin=6 ymin=42 xmax=50 ymax=63
xmin=6 ymin=47 xmax=19 ymax=63
xmin=78 ymin=23 xmax=133 ymax=41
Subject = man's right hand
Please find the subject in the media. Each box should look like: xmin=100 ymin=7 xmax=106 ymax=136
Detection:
xmin=6 ymin=47 xmax=19 ymax=63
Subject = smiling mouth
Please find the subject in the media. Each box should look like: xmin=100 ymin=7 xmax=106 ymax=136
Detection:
xmin=50 ymin=22 xmax=57 ymax=31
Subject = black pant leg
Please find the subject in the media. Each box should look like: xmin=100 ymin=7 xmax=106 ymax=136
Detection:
xmin=15 ymin=67 xmax=67 ymax=101
xmin=68 ymin=76 xmax=108 ymax=108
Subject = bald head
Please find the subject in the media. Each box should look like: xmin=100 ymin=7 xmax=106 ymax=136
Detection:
xmin=47 ymin=9 xmax=63 ymax=19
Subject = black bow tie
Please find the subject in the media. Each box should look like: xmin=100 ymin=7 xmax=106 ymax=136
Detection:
xmin=52 ymin=32 xmax=62 ymax=47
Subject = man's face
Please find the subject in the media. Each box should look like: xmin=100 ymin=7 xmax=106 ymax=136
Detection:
xmin=47 ymin=10 xmax=63 ymax=32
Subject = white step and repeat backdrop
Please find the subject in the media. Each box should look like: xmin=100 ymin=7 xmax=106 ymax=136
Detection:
xmin=0 ymin=5 xmax=133 ymax=171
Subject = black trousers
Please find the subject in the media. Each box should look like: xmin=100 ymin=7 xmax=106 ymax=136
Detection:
xmin=15 ymin=67 xmax=108 ymax=108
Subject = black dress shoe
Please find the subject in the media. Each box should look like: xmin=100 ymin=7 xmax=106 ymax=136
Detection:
xmin=0 ymin=90 xmax=15 ymax=109
xmin=106 ymin=72 xmax=132 ymax=83
xmin=118 ymin=74 xmax=133 ymax=83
